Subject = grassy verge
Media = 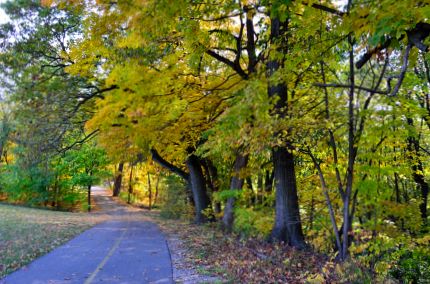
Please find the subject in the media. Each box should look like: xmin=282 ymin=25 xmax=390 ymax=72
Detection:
xmin=0 ymin=204 xmax=101 ymax=278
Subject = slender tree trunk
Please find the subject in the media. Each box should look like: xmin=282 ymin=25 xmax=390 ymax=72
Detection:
xmin=52 ymin=175 xmax=59 ymax=209
xmin=407 ymin=117 xmax=429 ymax=225
xmin=264 ymin=170 xmax=274 ymax=193
xmin=341 ymin=33 xmax=356 ymax=261
xmin=87 ymin=185 xmax=91 ymax=212
xmin=113 ymin=162 xmax=124 ymax=197
xmin=222 ymin=154 xmax=248 ymax=232
xmin=246 ymin=177 xmax=256 ymax=206
xmin=394 ymin=172 xmax=401 ymax=203
xmin=154 ymin=172 xmax=160 ymax=207
xmin=202 ymin=158 xmax=222 ymax=214
xmin=148 ymin=171 xmax=152 ymax=210
xmin=127 ymin=165 xmax=133 ymax=204
xmin=208 ymin=160 xmax=221 ymax=214
xmin=264 ymin=170 xmax=274 ymax=205
xmin=186 ymin=154 xmax=211 ymax=224
xmin=309 ymin=196 xmax=315 ymax=231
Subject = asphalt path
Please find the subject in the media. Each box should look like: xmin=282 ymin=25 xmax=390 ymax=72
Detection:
xmin=1 ymin=187 xmax=173 ymax=284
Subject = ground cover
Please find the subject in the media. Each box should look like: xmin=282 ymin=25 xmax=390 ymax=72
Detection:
xmin=0 ymin=204 xmax=101 ymax=277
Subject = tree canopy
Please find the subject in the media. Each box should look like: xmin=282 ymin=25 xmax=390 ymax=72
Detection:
xmin=0 ymin=0 xmax=429 ymax=282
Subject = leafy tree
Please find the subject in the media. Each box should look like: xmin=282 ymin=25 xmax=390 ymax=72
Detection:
xmin=62 ymin=143 xmax=110 ymax=211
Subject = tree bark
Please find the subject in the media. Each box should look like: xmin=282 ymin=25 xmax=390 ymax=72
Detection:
xmin=222 ymin=154 xmax=248 ymax=232
xmin=186 ymin=154 xmax=211 ymax=224
xmin=270 ymin=147 xmax=306 ymax=248
xmin=340 ymin=33 xmax=356 ymax=261
xmin=113 ymin=162 xmax=124 ymax=197
xmin=267 ymin=16 xmax=306 ymax=249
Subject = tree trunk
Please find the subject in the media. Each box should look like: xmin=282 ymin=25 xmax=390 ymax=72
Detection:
xmin=266 ymin=16 xmax=305 ymax=248
xmin=148 ymin=171 xmax=152 ymax=210
xmin=265 ymin=170 xmax=274 ymax=193
xmin=264 ymin=170 xmax=274 ymax=205
xmin=222 ymin=154 xmax=248 ymax=232
xmin=202 ymin=158 xmax=222 ymax=214
xmin=340 ymin=33 xmax=356 ymax=261
xmin=407 ymin=117 xmax=429 ymax=225
xmin=309 ymin=196 xmax=315 ymax=231
xmin=394 ymin=172 xmax=401 ymax=203
xmin=270 ymin=147 xmax=306 ymax=248
xmin=127 ymin=165 xmax=133 ymax=204
xmin=87 ymin=185 xmax=91 ymax=212
xmin=186 ymin=154 xmax=211 ymax=224
xmin=113 ymin=162 xmax=124 ymax=197
xmin=154 ymin=172 xmax=160 ymax=207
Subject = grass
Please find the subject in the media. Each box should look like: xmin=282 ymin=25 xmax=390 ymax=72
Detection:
xmin=0 ymin=203 xmax=101 ymax=278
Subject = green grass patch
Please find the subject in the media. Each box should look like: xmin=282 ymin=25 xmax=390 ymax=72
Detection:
xmin=0 ymin=203 xmax=100 ymax=277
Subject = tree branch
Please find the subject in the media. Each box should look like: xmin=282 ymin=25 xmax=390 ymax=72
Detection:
xmin=389 ymin=44 xmax=412 ymax=97
xmin=314 ymin=83 xmax=387 ymax=94
xmin=205 ymin=50 xmax=248 ymax=79
xmin=150 ymin=148 xmax=190 ymax=181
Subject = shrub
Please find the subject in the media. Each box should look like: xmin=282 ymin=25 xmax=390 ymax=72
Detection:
xmin=389 ymin=249 xmax=430 ymax=284
xmin=159 ymin=175 xmax=193 ymax=220
xmin=233 ymin=208 xmax=274 ymax=238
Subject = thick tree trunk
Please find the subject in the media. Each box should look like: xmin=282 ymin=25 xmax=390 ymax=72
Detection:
xmin=270 ymin=147 xmax=306 ymax=248
xmin=186 ymin=154 xmax=211 ymax=224
xmin=266 ymin=16 xmax=305 ymax=248
xmin=222 ymin=154 xmax=248 ymax=232
xmin=113 ymin=162 xmax=124 ymax=197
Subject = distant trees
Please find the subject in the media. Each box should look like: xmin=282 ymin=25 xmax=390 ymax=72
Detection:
xmin=0 ymin=1 xmax=110 ymax=209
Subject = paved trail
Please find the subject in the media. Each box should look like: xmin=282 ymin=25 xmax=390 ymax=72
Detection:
xmin=1 ymin=187 xmax=173 ymax=284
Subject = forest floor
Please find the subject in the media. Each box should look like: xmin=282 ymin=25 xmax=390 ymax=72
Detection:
xmin=152 ymin=217 xmax=341 ymax=283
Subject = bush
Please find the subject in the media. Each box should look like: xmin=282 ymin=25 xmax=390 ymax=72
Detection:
xmin=159 ymin=175 xmax=193 ymax=220
xmin=389 ymin=249 xmax=430 ymax=284
xmin=0 ymin=164 xmax=52 ymax=205
xmin=233 ymin=208 xmax=273 ymax=238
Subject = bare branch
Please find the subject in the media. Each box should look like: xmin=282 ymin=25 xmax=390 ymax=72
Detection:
xmin=314 ymin=83 xmax=387 ymax=95
xmin=389 ymin=44 xmax=412 ymax=97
